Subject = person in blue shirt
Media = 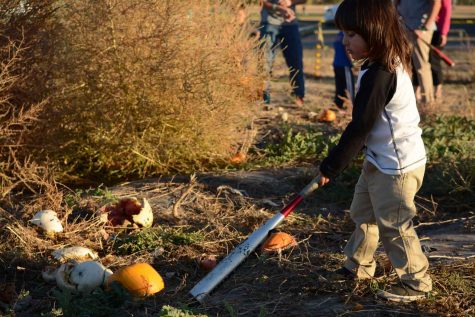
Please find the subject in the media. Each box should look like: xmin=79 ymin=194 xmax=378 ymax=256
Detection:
xmin=333 ymin=31 xmax=354 ymax=110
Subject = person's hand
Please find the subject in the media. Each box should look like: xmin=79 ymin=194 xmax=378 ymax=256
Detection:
xmin=317 ymin=173 xmax=330 ymax=187
xmin=284 ymin=10 xmax=296 ymax=22
xmin=279 ymin=6 xmax=295 ymax=22
xmin=278 ymin=0 xmax=292 ymax=7
xmin=440 ymin=35 xmax=448 ymax=47
xmin=413 ymin=29 xmax=426 ymax=38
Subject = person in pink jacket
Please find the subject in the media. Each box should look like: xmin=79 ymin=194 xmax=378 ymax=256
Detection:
xmin=432 ymin=0 xmax=452 ymax=99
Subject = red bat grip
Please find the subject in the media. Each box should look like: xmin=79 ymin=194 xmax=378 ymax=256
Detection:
xmin=413 ymin=30 xmax=455 ymax=67
xmin=280 ymin=195 xmax=304 ymax=217
xmin=430 ymin=45 xmax=455 ymax=67
xmin=280 ymin=175 xmax=320 ymax=217
xmin=404 ymin=23 xmax=456 ymax=67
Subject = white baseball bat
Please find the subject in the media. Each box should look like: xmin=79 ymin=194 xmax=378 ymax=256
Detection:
xmin=190 ymin=175 xmax=321 ymax=303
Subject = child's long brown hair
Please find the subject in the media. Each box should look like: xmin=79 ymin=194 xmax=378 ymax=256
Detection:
xmin=335 ymin=0 xmax=412 ymax=73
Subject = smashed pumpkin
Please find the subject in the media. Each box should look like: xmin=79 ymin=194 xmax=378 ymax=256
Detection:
xmin=52 ymin=246 xmax=98 ymax=263
xmin=319 ymin=109 xmax=336 ymax=122
xmin=100 ymin=197 xmax=153 ymax=228
xmin=56 ymin=260 xmax=112 ymax=294
xmin=260 ymin=232 xmax=297 ymax=253
xmin=106 ymin=263 xmax=164 ymax=297
xmin=30 ymin=210 xmax=63 ymax=235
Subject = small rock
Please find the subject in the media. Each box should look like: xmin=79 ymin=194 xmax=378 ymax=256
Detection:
xmin=198 ymin=255 xmax=217 ymax=272
xmin=307 ymin=111 xmax=318 ymax=121
xmin=165 ymin=272 xmax=175 ymax=279
xmin=280 ymin=112 xmax=289 ymax=122
xmin=152 ymin=247 xmax=165 ymax=258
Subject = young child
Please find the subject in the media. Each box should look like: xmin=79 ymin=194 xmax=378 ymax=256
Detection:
xmin=317 ymin=0 xmax=432 ymax=303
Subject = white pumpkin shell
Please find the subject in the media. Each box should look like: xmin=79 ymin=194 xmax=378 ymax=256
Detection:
xmin=56 ymin=261 xmax=112 ymax=294
xmin=132 ymin=198 xmax=153 ymax=228
xmin=30 ymin=210 xmax=63 ymax=234
xmin=55 ymin=261 xmax=77 ymax=292
xmin=42 ymin=266 xmax=58 ymax=283
xmin=52 ymin=246 xmax=98 ymax=262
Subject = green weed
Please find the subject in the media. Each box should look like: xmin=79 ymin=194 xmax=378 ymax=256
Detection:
xmin=369 ymin=279 xmax=381 ymax=294
xmin=224 ymin=302 xmax=238 ymax=317
xmin=444 ymin=272 xmax=474 ymax=293
xmin=158 ymin=305 xmax=208 ymax=317
xmin=257 ymin=126 xmax=361 ymax=205
xmin=64 ymin=185 xmax=116 ymax=208
xmin=52 ymin=283 xmax=131 ymax=317
xmin=423 ymin=116 xmax=475 ymax=162
xmin=259 ymin=127 xmax=341 ymax=164
xmin=256 ymin=117 xmax=474 ymax=209
xmin=421 ymin=116 xmax=474 ymax=209
xmin=114 ymin=227 xmax=206 ymax=255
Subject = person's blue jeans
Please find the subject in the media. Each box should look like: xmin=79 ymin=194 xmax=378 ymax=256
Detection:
xmin=259 ymin=23 xmax=305 ymax=99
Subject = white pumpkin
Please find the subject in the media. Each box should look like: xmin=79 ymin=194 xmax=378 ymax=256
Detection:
xmin=56 ymin=260 xmax=113 ymax=294
xmin=30 ymin=210 xmax=63 ymax=234
xmin=132 ymin=198 xmax=153 ymax=228
xmin=52 ymin=246 xmax=99 ymax=263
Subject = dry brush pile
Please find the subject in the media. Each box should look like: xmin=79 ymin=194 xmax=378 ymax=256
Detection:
xmin=1 ymin=0 xmax=263 ymax=193
xmin=0 ymin=0 xmax=57 ymax=197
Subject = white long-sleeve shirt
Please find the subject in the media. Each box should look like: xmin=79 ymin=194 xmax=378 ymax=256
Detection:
xmin=320 ymin=61 xmax=426 ymax=177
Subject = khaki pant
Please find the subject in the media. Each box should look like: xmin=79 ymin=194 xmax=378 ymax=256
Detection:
xmin=343 ymin=161 xmax=432 ymax=292
xmin=409 ymin=30 xmax=434 ymax=105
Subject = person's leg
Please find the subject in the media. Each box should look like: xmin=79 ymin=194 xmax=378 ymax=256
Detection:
xmin=368 ymin=164 xmax=432 ymax=292
xmin=409 ymin=31 xmax=434 ymax=105
xmin=259 ymin=23 xmax=280 ymax=103
xmin=411 ymin=61 xmax=421 ymax=102
xmin=280 ymin=24 xmax=305 ymax=100
xmin=343 ymin=161 xmax=380 ymax=279
xmin=344 ymin=66 xmax=354 ymax=105
xmin=333 ymin=66 xmax=347 ymax=108
xmin=430 ymin=31 xmax=444 ymax=99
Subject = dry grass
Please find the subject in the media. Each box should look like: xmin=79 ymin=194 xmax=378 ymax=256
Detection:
xmin=1 ymin=174 xmax=473 ymax=316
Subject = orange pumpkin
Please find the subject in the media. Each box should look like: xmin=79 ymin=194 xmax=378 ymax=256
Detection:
xmin=319 ymin=109 xmax=336 ymax=122
xmin=106 ymin=263 xmax=164 ymax=296
xmin=229 ymin=151 xmax=246 ymax=164
xmin=260 ymin=232 xmax=297 ymax=253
